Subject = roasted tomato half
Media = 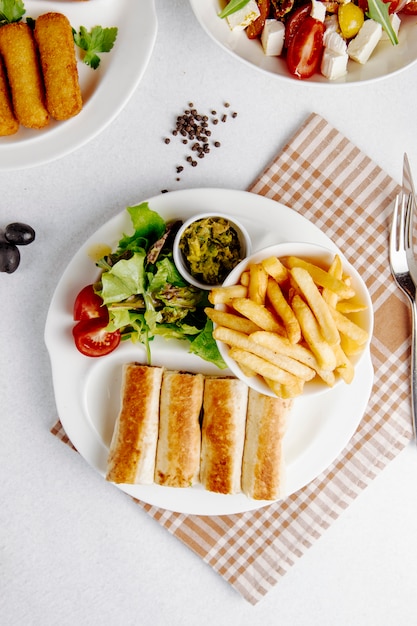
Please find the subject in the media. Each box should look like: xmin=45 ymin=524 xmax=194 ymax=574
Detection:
xmin=286 ymin=16 xmax=325 ymax=80
xmin=72 ymin=318 xmax=121 ymax=357
xmin=73 ymin=284 xmax=109 ymax=322
xmin=284 ymin=2 xmax=311 ymax=50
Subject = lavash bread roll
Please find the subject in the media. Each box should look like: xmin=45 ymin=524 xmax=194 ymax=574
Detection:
xmin=241 ymin=389 xmax=291 ymax=500
xmin=200 ymin=377 xmax=248 ymax=495
xmin=0 ymin=22 xmax=49 ymax=129
xmin=154 ymin=370 xmax=204 ymax=487
xmin=34 ymin=13 xmax=82 ymax=121
xmin=106 ymin=363 xmax=164 ymax=485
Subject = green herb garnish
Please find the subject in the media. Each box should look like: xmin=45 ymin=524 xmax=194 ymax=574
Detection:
xmin=0 ymin=0 xmax=25 ymax=26
xmin=73 ymin=25 xmax=118 ymax=70
xmin=367 ymin=0 xmax=398 ymax=45
xmin=218 ymin=0 xmax=251 ymax=19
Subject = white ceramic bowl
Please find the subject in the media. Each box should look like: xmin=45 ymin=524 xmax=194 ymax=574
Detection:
xmin=173 ymin=212 xmax=252 ymax=290
xmin=215 ymin=242 xmax=374 ymax=397
xmin=189 ymin=0 xmax=417 ymax=85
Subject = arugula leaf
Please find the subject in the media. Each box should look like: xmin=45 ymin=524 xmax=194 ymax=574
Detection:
xmin=73 ymin=25 xmax=118 ymax=69
xmin=0 ymin=0 xmax=25 ymax=26
xmin=218 ymin=0 xmax=250 ymax=19
xmin=367 ymin=0 xmax=398 ymax=45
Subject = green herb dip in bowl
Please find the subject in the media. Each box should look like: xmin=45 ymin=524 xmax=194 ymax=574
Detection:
xmin=173 ymin=213 xmax=252 ymax=290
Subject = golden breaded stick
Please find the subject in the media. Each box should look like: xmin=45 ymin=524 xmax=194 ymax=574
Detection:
xmin=0 ymin=22 xmax=49 ymax=129
xmin=0 ymin=57 xmax=18 ymax=136
xmin=35 ymin=13 xmax=82 ymax=121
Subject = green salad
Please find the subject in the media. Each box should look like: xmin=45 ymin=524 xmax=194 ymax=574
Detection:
xmin=93 ymin=202 xmax=226 ymax=369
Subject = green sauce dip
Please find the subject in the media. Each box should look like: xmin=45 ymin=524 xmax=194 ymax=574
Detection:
xmin=179 ymin=216 xmax=242 ymax=285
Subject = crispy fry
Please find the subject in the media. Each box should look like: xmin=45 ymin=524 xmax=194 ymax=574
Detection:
xmin=228 ymin=347 xmax=302 ymax=386
xmin=0 ymin=57 xmax=18 ymax=136
xmin=266 ymin=277 xmax=301 ymax=344
xmin=286 ymin=255 xmax=355 ymax=299
xmin=35 ymin=12 xmax=82 ymax=121
xmin=204 ymin=307 xmax=262 ymax=335
xmin=322 ymin=254 xmax=343 ymax=309
xmin=240 ymin=270 xmax=250 ymax=287
xmin=291 ymin=295 xmax=337 ymax=371
xmin=261 ymin=256 xmax=289 ymax=283
xmin=251 ymin=331 xmax=335 ymax=386
xmin=213 ymin=326 xmax=315 ymax=380
xmin=265 ymin=377 xmax=304 ymax=399
xmin=290 ymin=266 xmax=340 ymax=346
xmin=340 ymin=334 xmax=364 ymax=356
xmin=231 ymin=297 xmax=285 ymax=334
xmin=336 ymin=299 xmax=368 ymax=314
xmin=248 ymin=263 xmax=268 ymax=305
xmin=333 ymin=343 xmax=355 ymax=384
xmin=330 ymin=307 xmax=369 ymax=345
xmin=0 ymin=22 xmax=49 ymax=129
xmin=208 ymin=284 xmax=247 ymax=305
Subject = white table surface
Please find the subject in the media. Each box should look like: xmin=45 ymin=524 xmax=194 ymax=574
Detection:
xmin=2 ymin=1 xmax=417 ymax=624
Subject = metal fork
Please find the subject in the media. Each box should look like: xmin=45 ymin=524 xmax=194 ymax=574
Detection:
xmin=389 ymin=193 xmax=417 ymax=440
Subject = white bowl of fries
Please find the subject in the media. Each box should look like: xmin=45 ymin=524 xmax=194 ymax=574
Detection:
xmin=208 ymin=242 xmax=373 ymax=399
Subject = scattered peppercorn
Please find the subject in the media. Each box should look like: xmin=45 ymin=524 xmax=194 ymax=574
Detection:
xmin=163 ymin=101 xmax=238 ymax=181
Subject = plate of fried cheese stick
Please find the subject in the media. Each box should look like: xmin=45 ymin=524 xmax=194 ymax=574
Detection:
xmin=0 ymin=0 xmax=158 ymax=170
xmin=45 ymin=188 xmax=374 ymax=515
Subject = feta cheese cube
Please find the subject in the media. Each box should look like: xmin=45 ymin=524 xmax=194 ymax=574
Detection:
xmin=324 ymin=14 xmax=339 ymax=34
xmin=226 ymin=0 xmax=260 ymax=31
xmin=347 ymin=19 xmax=382 ymax=64
xmin=324 ymin=31 xmax=347 ymax=55
xmin=380 ymin=12 xmax=401 ymax=41
xmin=321 ymin=49 xmax=348 ymax=79
xmin=261 ymin=19 xmax=285 ymax=56
xmin=310 ymin=0 xmax=326 ymax=22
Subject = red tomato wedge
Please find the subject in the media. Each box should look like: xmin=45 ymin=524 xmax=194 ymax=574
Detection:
xmin=73 ymin=318 xmax=121 ymax=357
xmin=73 ymin=284 xmax=108 ymax=322
xmin=284 ymin=3 xmax=311 ymax=50
xmin=286 ymin=17 xmax=324 ymax=80
xmin=401 ymin=0 xmax=417 ymax=13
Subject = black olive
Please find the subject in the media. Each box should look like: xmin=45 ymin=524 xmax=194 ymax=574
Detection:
xmin=0 ymin=242 xmax=20 ymax=273
xmin=5 ymin=222 xmax=35 ymax=246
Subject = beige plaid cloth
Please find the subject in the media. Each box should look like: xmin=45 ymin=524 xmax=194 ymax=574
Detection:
xmin=51 ymin=112 xmax=413 ymax=605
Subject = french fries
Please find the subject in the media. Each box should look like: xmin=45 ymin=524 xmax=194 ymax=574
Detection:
xmin=210 ymin=251 xmax=370 ymax=399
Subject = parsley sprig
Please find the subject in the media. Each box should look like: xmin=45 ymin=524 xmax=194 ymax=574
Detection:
xmin=73 ymin=26 xmax=118 ymax=70
xmin=0 ymin=0 xmax=25 ymax=26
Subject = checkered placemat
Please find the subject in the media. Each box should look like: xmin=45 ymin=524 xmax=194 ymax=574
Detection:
xmin=51 ymin=113 xmax=413 ymax=605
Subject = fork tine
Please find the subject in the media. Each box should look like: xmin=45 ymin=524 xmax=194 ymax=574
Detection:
xmin=405 ymin=192 xmax=414 ymax=252
xmin=390 ymin=194 xmax=400 ymax=253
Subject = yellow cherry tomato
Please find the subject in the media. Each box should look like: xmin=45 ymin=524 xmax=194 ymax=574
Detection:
xmin=338 ymin=3 xmax=365 ymax=39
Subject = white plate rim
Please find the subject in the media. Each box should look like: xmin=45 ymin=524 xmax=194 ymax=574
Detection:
xmin=0 ymin=0 xmax=158 ymax=170
xmin=188 ymin=0 xmax=417 ymax=86
xmin=45 ymin=188 xmax=374 ymax=515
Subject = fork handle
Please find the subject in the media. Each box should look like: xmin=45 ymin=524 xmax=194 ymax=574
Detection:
xmin=411 ymin=300 xmax=417 ymax=440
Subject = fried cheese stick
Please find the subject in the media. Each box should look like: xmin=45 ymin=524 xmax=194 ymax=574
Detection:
xmin=0 ymin=57 xmax=18 ymax=136
xmin=0 ymin=22 xmax=49 ymax=129
xmin=34 ymin=12 xmax=82 ymax=121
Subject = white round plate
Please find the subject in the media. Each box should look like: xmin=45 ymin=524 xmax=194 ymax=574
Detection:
xmin=0 ymin=0 xmax=157 ymax=170
xmin=189 ymin=0 xmax=417 ymax=85
xmin=45 ymin=188 xmax=374 ymax=515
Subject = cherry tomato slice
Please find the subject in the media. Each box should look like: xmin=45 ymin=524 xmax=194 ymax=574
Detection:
xmin=73 ymin=284 xmax=108 ymax=322
xmin=284 ymin=2 xmax=311 ymax=50
xmin=286 ymin=17 xmax=324 ymax=80
xmin=73 ymin=318 xmax=120 ymax=357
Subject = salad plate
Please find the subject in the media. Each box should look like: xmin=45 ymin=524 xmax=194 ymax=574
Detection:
xmin=189 ymin=0 xmax=417 ymax=85
xmin=0 ymin=0 xmax=157 ymax=170
xmin=45 ymin=188 xmax=374 ymax=515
